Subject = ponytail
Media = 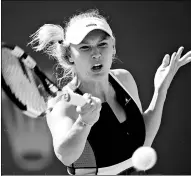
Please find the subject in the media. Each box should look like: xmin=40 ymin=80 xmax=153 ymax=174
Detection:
xmin=28 ymin=24 xmax=75 ymax=88
xmin=28 ymin=24 xmax=65 ymax=59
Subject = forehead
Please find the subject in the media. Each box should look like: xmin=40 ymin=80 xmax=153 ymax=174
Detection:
xmin=80 ymin=29 xmax=110 ymax=44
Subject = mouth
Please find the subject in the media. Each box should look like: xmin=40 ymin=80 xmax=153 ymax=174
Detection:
xmin=91 ymin=64 xmax=103 ymax=72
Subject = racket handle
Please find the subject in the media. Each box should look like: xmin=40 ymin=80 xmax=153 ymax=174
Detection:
xmin=43 ymin=88 xmax=87 ymax=117
xmin=62 ymin=88 xmax=87 ymax=107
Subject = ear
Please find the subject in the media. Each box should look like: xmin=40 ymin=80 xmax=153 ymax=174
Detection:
xmin=69 ymin=57 xmax=74 ymax=63
xmin=112 ymin=38 xmax=116 ymax=55
xmin=66 ymin=75 xmax=81 ymax=91
xmin=113 ymin=45 xmax=116 ymax=55
xmin=65 ymin=47 xmax=74 ymax=63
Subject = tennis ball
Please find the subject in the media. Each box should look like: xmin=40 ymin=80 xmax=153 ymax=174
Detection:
xmin=132 ymin=146 xmax=157 ymax=171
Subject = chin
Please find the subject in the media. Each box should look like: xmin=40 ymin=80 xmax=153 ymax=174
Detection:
xmin=90 ymin=71 xmax=109 ymax=80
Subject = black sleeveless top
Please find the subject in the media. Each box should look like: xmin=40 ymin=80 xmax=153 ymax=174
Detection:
xmin=68 ymin=72 xmax=146 ymax=170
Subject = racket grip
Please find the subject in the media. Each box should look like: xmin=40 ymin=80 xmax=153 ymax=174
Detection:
xmin=62 ymin=88 xmax=86 ymax=107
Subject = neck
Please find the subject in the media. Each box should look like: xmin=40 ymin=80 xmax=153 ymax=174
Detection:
xmin=78 ymin=75 xmax=112 ymax=103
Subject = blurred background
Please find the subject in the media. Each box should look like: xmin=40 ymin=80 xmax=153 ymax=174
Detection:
xmin=1 ymin=1 xmax=191 ymax=175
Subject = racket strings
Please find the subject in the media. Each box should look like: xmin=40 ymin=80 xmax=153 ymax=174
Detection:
xmin=24 ymin=67 xmax=46 ymax=113
xmin=2 ymin=48 xmax=47 ymax=116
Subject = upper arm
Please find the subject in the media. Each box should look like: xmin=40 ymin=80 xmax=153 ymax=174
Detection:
xmin=111 ymin=69 xmax=143 ymax=113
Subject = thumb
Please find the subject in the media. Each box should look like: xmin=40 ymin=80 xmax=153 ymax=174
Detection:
xmin=162 ymin=54 xmax=170 ymax=68
xmin=76 ymin=106 xmax=82 ymax=113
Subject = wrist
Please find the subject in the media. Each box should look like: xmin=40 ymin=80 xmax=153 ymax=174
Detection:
xmin=154 ymin=85 xmax=168 ymax=96
xmin=153 ymin=87 xmax=168 ymax=103
xmin=77 ymin=116 xmax=94 ymax=127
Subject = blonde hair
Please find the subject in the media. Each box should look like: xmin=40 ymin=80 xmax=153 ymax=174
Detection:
xmin=28 ymin=9 xmax=116 ymax=88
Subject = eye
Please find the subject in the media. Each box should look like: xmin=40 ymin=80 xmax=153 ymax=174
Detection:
xmin=98 ymin=42 xmax=108 ymax=47
xmin=79 ymin=46 xmax=90 ymax=51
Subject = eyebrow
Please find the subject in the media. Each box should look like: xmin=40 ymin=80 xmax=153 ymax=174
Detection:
xmin=80 ymin=35 xmax=110 ymax=45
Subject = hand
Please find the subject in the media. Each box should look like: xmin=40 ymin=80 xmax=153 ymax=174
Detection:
xmin=76 ymin=93 xmax=102 ymax=126
xmin=47 ymin=76 xmax=102 ymax=126
xmin=47 ymin=76 xmax=80 ymax=109
xmin=154 ymin=47 xmax=191 ymax=92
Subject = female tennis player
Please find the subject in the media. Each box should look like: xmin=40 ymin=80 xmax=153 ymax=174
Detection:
xmin=28 ymin=9 xmax=191 ymax=175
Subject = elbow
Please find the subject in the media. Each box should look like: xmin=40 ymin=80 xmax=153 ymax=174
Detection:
xmin=54 ymin=147 xmax=74 ymax=166
xmin=53 ymin=145 xmax=80 ymax=166
xmin=143 ymin=137 xmax=154 ymax=147
xmin=52 ymin=137 xmax=74 ymax=166
xmin=54 ymin=150 xmax=73 ymax=166
xmin=143 ymin=127 xmax=160 ymax=147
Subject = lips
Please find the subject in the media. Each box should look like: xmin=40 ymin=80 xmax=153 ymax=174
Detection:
xmin=91 ymin=63 xmax=103 ymax=72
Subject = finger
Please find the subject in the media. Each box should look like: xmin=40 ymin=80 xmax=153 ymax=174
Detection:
xmin=83 ymin=93 xmax=92 ymax=100
xmin=76 ymin=106 xmax=82 ymax=113
xmin=86 ymin=98 xmax=93 ymax=106
xmin=91 ymin=100 xmax=102 ymax=113
xmin=175 ymin=46 xmax=184 ymax=60
xmin=76 ymin=105 xmax=92 ymax=113
xmin=91 ymin=97 xmax=102 ymax=109
xmin=96 ymin=102 xmax=102 ymax=111
xmin=77 ymin=93 xmax=94 ymax=111
xmin=83 ymin=93 xmax=93 ymax=104
xmin=186 ymin=57 xmax=191 ymax=63
xmin=91 ymin=96 xmax=102 ymax=103
xmin=162 ymin=54 xmax=170 ymax=67
xmin=76 ymin=100 xmax=95 ymax=113
xmin=169 ymin=52 xmax=177 ymax=67
xmin=181 ymin=57 xmax=191 ymax=67
xmin=179 ymin=51 xmax=191 ymax=62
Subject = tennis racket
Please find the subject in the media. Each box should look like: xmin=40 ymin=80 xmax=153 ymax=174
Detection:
xmin=1 ymin=43 xmax=86 ymax=118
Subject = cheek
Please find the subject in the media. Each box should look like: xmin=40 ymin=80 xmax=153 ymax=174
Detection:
xmin=103 ymin=48 xmax=113 ymax=63
xmin=71 ymin=48 xmax=86 ymax=66
xmin=73 ymin=54 xmax=90 ymax=72
xmin=70 ymin=47 xmax=80 ymax=58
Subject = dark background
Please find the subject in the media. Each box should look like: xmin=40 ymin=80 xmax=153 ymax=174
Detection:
xmin=1 ymin=1 xmax=191 ymax=175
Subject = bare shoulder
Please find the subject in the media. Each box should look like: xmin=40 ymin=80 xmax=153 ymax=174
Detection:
xmin=110 ymin=69 xmax=135 ymax=85
xmin=110 ymin=69 xmax=143 ymax=113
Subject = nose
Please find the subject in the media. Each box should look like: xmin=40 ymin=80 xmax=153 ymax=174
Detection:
xmin=91 ymin=48 xmax=101 ymax=60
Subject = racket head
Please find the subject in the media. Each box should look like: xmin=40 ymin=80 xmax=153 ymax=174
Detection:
xmin=2 ymin=42 xmax=88 ymax=118
xmin=1 ymin=43 xmax=48 ymax=118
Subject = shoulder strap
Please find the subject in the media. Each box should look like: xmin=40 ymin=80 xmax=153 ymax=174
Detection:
xmin=109 ymin=71 xmax=142 ymax=113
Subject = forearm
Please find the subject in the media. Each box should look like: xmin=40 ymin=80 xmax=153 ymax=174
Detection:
xmin=54 ymin=116 xmax=92 ymax=166
xmin=143 ymin=88 xmax=167 ymax=146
